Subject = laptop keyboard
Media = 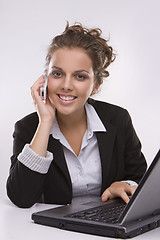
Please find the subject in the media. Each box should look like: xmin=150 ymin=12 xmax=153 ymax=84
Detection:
xmin=65 ymin=199 xmax=126 ymax=224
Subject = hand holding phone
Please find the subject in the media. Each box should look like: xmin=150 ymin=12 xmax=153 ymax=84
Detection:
xmin=40 ymin=75 xmax=48 ymax=103
xmin=31 ymin=74 xmax=55 ymax=124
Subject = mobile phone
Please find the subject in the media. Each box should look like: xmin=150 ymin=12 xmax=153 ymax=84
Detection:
xmin=40 ymin=75 xmax=48 ymax=103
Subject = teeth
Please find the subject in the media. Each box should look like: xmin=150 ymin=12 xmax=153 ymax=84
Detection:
xmin=59 ymin=95 xmax=75 ymax=101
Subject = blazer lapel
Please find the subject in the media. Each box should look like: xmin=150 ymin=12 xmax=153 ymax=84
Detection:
xmin=96 ymin=122 xmax=117 ymax=193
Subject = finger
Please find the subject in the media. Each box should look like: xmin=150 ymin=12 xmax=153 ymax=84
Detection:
xmin=33 ymin=75 xmax=45 ymax=85
xmin=31 ymin=79 xmax=45 ymax=103
xmin=120 ymin=185 xmax=137 ymax=203
xmin=31 ymin=78 xmax=44 ymax=93
xmin=31 ymin=76 xmax=45 ymax=93
xmin=101 ymin=189 xmax=112 ymax=202
xmin=120 ymin=191 xmax=130 ymax=204
xmin=129 ymin=186 xmax=137 ymax=196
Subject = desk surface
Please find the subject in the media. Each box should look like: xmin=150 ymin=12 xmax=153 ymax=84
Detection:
xmin=1 ymin=198 xmax=160 ymax=240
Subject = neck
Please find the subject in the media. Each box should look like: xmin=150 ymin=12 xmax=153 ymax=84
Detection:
xmin=56 ymin=107 xmax=87 ymax=130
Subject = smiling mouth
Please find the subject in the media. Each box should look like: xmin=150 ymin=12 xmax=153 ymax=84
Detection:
xmin=57 ymin=94 xmax=77 ymax=101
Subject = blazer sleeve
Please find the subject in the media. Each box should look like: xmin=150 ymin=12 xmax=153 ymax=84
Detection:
xmin=6 ymin=117 xmax=48 ymax=208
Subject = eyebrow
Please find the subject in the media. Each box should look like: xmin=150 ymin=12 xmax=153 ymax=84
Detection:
xmin=51 ymin=66 xmax=62 ymax=70
xmin=51 ymin=66 xmax=90 ymax=74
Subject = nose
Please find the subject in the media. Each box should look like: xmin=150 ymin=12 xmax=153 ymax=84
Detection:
xmin=61 ymin=75 xmax=73 ymax=92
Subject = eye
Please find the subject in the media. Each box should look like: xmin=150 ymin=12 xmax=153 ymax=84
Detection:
xmin=75 ymin=74 xmax=88 ymax=80
xmin=52 ymin=71 xmax=63 ymax=78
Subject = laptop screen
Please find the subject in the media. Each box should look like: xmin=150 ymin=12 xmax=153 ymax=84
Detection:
xmin=119 ymin=149 xmax=160 ymax=224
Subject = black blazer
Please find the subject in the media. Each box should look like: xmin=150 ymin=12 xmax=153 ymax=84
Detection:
xmin=6 ymin=99 xmax=147 ymax=208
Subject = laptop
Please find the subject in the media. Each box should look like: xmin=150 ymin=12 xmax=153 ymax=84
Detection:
xmin=32 ymin=149 xmax=160 ymax=238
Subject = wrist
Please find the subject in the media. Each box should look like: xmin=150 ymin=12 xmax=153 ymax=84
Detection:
xmin=121 ymin=180 xmax=138 ymax=187
xmin=37 ymin=111 xmax=55 ymax=127
xmin=39 ymin=119 xmax=53 ymax=130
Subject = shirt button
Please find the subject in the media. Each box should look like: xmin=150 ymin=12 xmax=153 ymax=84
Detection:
xmin=88 ymin=131 xmax=92 ymax=137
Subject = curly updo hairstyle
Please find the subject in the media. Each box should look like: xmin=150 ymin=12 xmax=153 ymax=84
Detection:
xmin=45 ymin=22 xmax=116 ymax=89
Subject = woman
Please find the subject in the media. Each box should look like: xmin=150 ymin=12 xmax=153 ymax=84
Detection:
xmin=6 ymin=23 xmax=147 ymax=208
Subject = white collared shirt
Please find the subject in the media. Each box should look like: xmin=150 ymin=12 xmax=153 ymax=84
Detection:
xmin=50 ymin=102 xmax=106 ymax=197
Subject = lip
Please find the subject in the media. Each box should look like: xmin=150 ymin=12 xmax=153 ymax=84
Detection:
xmin=56 ymin=94 xmax=77 ymax=105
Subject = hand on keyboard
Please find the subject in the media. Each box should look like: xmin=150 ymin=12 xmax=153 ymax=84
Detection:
xmin=101 ymin=181 xmax=137 ymax=204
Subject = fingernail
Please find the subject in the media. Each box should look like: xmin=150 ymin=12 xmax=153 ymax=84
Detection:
xmin=102 ymin=196 xmax=105 ymax=201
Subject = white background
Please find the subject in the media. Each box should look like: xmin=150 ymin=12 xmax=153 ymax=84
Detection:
xmin=0 ymin=0 xmax=159 ymax=200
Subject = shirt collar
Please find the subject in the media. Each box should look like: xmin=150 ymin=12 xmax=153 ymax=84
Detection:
xmin=50 ymin=102 xmax=106 ymax=140
xmin=85 ymin=102 xmax=106 ymax=133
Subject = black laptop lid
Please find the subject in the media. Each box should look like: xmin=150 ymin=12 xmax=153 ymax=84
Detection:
xmin=119 ymin=149 xmax=160 ymax=224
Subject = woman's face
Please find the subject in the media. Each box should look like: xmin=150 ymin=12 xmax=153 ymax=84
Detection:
xmin=47 ymin=47 xmax=96 ymax=117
